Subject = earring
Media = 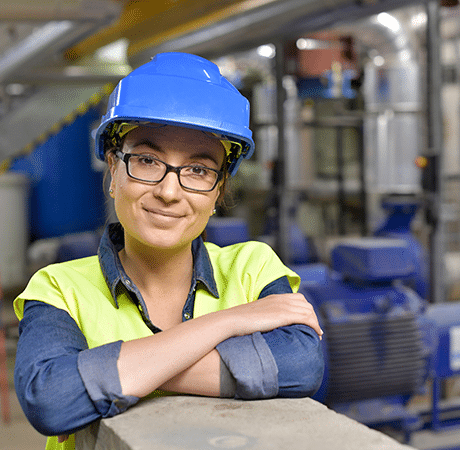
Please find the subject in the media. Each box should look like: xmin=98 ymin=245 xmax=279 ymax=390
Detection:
xmin=212 ymin=208 xmax=217 ymax=215
xmin=109 ymin=188 xmax=114 ymax=195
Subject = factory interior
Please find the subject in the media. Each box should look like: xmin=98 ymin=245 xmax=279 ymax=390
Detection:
xmin=2 ymin=0 xmax=460 ymax=448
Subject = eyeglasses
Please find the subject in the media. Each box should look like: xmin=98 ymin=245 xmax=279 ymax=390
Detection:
xmin=115 ymin=151 xmax=223 ymax=192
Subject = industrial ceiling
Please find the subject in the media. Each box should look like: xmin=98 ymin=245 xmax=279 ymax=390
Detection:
xmin=0 ymin=0 xmax=458 ymax=163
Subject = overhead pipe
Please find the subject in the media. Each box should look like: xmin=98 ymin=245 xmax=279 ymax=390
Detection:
xmin=9 ymin=66 xmax=130 ymax=86
xmin=0 ymin=0 xmax=120 ymax=22
xmin=0 ymin=21 xmax=75 ymax=83
xmin=129 ymin=0 xmax=323 ymax=64
xmin=130 ymin=0 xmax=426 ymax=65
xmin=0 ymin=1 xmax=121 ymax=84
xmin=0 ymin=0 xmax=121 ymax=161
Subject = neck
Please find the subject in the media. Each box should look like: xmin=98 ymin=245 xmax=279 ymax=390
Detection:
xmin=119 ymin=237 xmax=194 ymax=291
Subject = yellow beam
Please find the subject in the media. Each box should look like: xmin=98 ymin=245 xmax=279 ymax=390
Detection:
xmin=127 ymin=0 xmax=277 ymax=59
xmin=65 ymin=0 xmax=260 ymax=61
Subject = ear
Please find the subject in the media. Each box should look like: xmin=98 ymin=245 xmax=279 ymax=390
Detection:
xmin=107 ymin=152 xmax=118 ymax=176
xmin=215 ymin=174 xmax=227 ymax=205
xmin=109 ymin=181 xmax=115 ymax=198
xmin=106 ymin=153 xmax=118 ymax=198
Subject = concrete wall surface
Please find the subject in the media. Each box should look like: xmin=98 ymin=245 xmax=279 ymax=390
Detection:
xmin=75 ymin=396 xmax=416 ymax=450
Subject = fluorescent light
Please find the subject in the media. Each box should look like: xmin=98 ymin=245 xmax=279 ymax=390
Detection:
xmin=96 ymin=38 xmax=129 ymax=63
xmin=376 ymin=13 xmax=401 ymax=33
xmin=257 ymin=44 xmax=276 ymax=58
xmin=373 ymin=55 xmax=385 ymax=66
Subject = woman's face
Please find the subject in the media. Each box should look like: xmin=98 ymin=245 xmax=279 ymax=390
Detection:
xmin=108 ymin=124 xmax=225 ymax=254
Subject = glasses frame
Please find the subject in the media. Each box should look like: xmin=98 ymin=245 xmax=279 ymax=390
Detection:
xmin=115 ymin=151 xmax=224 ymax=192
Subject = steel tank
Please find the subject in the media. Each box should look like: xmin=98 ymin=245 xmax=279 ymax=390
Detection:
xmin=0 ymin=172 xmax=29 ymax=290
xmin=363 ymin=61 xmax=422 ymax=194
xmin=363 ymin=60 xmax=423 ymax=231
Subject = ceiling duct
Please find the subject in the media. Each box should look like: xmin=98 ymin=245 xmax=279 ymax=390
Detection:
xmin=0 ymin=0 xmax=122 ymax=162
xmin=129 ymin=0 xmax=427 ymax=65
xmin=0 ymin=1 xmax=122 ymax=83
xmin=337 ymin=10 xmax=421 ymax=64
xmin=0 ymin=0 xmax=121 ymax=22
xmin=0 ymin=21 xmax=84 ymax=82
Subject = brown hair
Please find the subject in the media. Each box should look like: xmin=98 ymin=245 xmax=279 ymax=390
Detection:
xmin=102 ymin=137 xmax=232 ymax=240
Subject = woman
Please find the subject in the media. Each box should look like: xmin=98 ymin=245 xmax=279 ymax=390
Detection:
xmin=14 ymin=52 xmax=324 ymax=450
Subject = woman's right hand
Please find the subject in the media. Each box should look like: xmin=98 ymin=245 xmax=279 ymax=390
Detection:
xmin=118 ymin=292 xmax=322 ymax=398
xmin=224 ymin=293 xmax=323 ymax=339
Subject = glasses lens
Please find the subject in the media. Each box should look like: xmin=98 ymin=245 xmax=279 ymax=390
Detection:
xmin=127 ymin=155 xmax=219 ymax=191
xmin=180 ymin=166 xmax=219 ymax=191
xmin=128 ymin=155 xmax=165 ymax=182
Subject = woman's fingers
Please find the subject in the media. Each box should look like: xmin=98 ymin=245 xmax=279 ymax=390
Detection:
xmin=229 ymin=293 xmax=323 ymax=338
xmin=270 ymin=293 xmax=323 ymax=337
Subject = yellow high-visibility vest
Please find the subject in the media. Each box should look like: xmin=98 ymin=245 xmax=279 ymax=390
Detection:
xmin=15 ymin=240 xmax=300 ymax=450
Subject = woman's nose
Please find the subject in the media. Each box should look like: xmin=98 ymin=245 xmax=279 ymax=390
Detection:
xmin=153 ymin=171 xmax=182 ymax=201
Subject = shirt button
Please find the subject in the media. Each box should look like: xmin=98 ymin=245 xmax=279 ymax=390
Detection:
xmin=125 ymin=279 xmax=132 ymax=286
xmin=114 ymin=399 xmax=127 ymax=409
xmin=184 ymin=313 xmax=191 ymax=320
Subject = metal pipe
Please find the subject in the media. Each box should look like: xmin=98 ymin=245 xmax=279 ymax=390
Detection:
xmin=426 ymin=0 xmax=446 ymax=303
xmin=274 ymin=41 xmax=290 ymax=263
xmin=130 ymin=0 xmax=424 ymax=66
xmin=456 ymin=38 xmax=460 ymax=176
xmin=0 ymin=0 xmax=120 ymax=22
xmin=0 ymin=0 xmax=121 ymax=83
xmin=0 ymin=22 xmax=75 ymax=83
xmin=337 ymin=126 xmax=346 ymax=235
xmin=10 ymin=67 xmax=129 ymax=85
xmin=357 ymin=123 xmax=367 ymax=236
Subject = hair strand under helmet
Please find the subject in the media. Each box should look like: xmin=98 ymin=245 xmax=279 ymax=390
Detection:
xmin=94 ymin=52 xmax=254 ymax=176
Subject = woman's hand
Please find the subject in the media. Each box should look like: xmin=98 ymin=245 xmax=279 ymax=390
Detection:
xmin=118 ymin=292 xmax=322 ymax=398
xmin=225 ymin=293 xmax=323 ymax=338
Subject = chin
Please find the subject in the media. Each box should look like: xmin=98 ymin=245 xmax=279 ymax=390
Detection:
xmin=140 ymin=231 xmax=195 ymax=252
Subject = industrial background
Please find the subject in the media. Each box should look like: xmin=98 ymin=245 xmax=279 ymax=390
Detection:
xmin=1 ymin=0 xmax=460 ymax=449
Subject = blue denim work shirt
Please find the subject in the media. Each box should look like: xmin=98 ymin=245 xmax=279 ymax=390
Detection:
xmin=14 ymin=223 xmax=324 ymax=437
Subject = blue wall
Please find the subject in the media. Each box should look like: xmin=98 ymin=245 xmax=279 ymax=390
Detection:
xmin=10 ymin=107 xmax=106 ymax=240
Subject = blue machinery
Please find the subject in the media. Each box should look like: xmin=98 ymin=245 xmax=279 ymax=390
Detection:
xmin=206 ymin=198 xmax=460 ymax=447
xmin=302 ymin=200 xmax=460 ymax=447
xmin=299 ymin=240 xmax=460 ymax=444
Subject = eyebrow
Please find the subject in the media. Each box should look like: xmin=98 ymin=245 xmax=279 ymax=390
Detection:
xmin=130 ymin=139 xmax=161 ymax=152
xmin=189 ymin=152 xmax=220 ymax=167
xmin=130 ymin=138 xmax=221 ymax=167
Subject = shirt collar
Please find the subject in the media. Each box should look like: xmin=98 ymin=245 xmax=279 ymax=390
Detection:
xmin=98 ymin=222 xmax=219 ymax=308
xmin=192 ymin=236 xmax=219 ymax=296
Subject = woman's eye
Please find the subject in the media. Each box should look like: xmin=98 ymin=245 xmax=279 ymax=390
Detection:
xmin=138 ymin=156 xmax=157 ymax=166
xmin=188 ymin=166 xmax=209 ymax=176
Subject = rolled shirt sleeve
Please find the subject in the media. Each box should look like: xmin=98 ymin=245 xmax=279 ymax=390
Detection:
xmin=258 ymin=276 xmax=324 ymax=396
xmin=14 ymin=301 xmax=139 ymax=436
xmin=216 ymin=276 xmax=324 ymax=399
xmin=217 ymin=332 xmax=279 ymax=399
xmin=77 ymin=341 xmax=139 ymax=417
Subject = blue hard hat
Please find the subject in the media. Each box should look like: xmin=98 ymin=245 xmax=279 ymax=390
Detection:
xmin=94 ymin=52 xmax=255 ymax=176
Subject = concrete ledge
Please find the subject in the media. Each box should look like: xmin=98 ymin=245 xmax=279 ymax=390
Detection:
xmin=76 ymin=396 xmax=415 ymax=450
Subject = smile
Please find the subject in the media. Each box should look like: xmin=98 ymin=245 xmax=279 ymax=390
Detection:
xmin=143 ymin=207 xmax=183 ymax=219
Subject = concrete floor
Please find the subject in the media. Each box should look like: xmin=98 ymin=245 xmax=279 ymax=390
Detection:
xmin=2 ymin=297 xmax=460 ymax=450
xmin=0 ymin=376 xmax=48 ymax=450
xmin=1 ymin=310 xmax=47 ymax=450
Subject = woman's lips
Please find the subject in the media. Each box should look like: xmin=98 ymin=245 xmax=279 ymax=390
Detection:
xmin=143 ymin=207 xmax=183 ymax=220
